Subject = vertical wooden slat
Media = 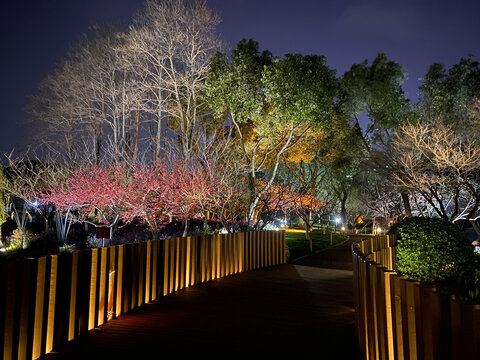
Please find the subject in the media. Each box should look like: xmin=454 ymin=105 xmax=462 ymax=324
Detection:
xmin=122 ymin=244 xmax=131 ymax=314
xmin=258 ymin=231 xmax=262 ymax=268
xmin=351 ymin=248 xmax=362 ymax=352
xmin=175 ymin=238 xmax=180 ymax=290
xmin=137 ymin=242 xmax=145 ymax=307
xmin=206 ymin=236 xmax=211 ymax=280
xmin=216 ymin=234 xmax=221 ymax=279
xmin=74 ymin=251 xmax=87 ymax=338
xmin=383 ymin=271 xmax=395 ymax=360
xmin=473 ymin=305 xmax=480 ymax=359
xmin=357 ymin=255 xmax=367 ymax=358
xmin=246 ymin=231 xmax=253 ymax=270
xmin=158 ymin=240 xmax=165 ymax=298
xmin=163 ymin=239 xmax=169 ymax=296
xmin=238 ymin=232 xmax=244 ymax=273
xmin=151 ymin=241 xmax=158 ymax=300
xmin=368 ymin=262 xmax=380 ymax=360
xmin=191 ymin=237 xmax=197 ymax=286
xmin=231 ymin=233 xmax=236 ymax=274
xmin=450 ymin=295 xmax=462 ymax=360
xmin=45 ymin=255 xmax=57 ymax=354
xmin=221 ymin=234 xmax=226 ymax=276
xmin=88 ymin=249 xmax=98 ymax=331
xmin=392 ymin=275 xmax=405 ymax=360
xmin=107 ymin=246 xmax=116 ymax=321
xmin=211 ymin=235 xmax=217 ymax=280
xmin=18 ymin=258 xmax=36 ymax=360
xmin=229 ymin=233 xmax=235 ymax=275
xmin=169 ymin=238 xmax=175 ymax=293
xmin=253 ymin=231 xmax=257 ymax=269
xmin=97 ymin=247 xmax=108 ymax=326
xmin=3 ymin=261 xmax=17 ymax=360
xmin=32 ymin=257 xmax=46 ymax=359
xmin=185 ymin=237 xmax=191 ymax=287
xmin=364 ymin=260 xmax=375 ymax=360
xmin=406 ymin=280 xmax=422 ymax=360
xmin=273 ymin=231 xmax=278 ymax=265
xmin=220 ymin=234 xmax=226 ymax=277
xmin=168 ymin=239 xmax=175 ymax=292
xmin=0 ymin=263 xmax=6 ymax=359
xmin=180 ymin=237 xmax=186 ymax=289
xmin=145 ymin=241 xmax=152 ymax=302
xmin=209 ymin=235 xmax=214 ymax=279
xmin=116 ymin=245 xmax=124 ymax=316
xmin=130 ymin=243 xmax=138 ymax=310
xmin=375 ymin=266 xmax=388 ymax=360
xmin=268 ymin=231 xmax=272 ymax=267
xmin=245 ymin=232 xmax=250 ymax=271
xmin=232 ymin=233 xmax=238 ymax=274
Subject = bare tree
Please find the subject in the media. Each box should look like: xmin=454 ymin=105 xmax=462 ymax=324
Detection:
xmin=392 ymin=121 xmax=480 ymax=232
xmin=283 ymin=159 xmax=335 ymax=245
xmin=0 ymin=151 xmax=68 ymax=245
xmin=127 ymin=0 xmax=222 ymax=162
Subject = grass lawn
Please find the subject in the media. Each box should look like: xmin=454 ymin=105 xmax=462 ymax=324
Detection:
xmin=285 ymin=229 xmax=347 ymax=261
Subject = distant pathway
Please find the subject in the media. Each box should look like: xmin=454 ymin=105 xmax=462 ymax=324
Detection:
xmin=43 ymin=237 xmax=363 ymax=359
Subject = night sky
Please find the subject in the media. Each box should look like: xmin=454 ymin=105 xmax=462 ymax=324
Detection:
xmin=1 ymin=0 xmax=479 ymax=156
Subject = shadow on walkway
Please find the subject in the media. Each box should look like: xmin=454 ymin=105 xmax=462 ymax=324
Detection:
xmin=43 ymin=238 xmax=363 ymax=359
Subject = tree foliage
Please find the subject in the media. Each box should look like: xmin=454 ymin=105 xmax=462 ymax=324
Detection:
xmin=206 ymin=39 xmax=337 ymax=225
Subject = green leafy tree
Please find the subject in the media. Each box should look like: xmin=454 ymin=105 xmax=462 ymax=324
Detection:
xmin=283 ymin=158 xmax=335 ymax=247
xmin=316 ymin=115 xmax=366 ymax=226
xmin=339 ymin=53 xmax=410 ymax=148
xmin=339 ymin=53 xmax=412 ymax=217
xmin=206 ymin=39 xmax=337 ymax=225
xmin=419 ymin=56 xmax=480 ymax=140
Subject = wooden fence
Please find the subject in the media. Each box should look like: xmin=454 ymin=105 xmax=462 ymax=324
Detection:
xmin=0 ymin=230 xmax=286 ymax=360
xmin=352 ymin=235 xmax=480 ymax=360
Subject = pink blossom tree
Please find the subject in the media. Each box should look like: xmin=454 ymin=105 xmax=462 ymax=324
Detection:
xmin=39 ymin=165 xmax=128 ymax=243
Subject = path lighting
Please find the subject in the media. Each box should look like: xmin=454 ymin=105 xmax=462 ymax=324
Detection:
xmin=335 ymin=217 xmax=341 ymax=224
xmin=341 ymin=226 xmax=345 ymax=231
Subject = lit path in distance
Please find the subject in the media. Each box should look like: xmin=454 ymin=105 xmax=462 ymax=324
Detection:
xmin=42 ymin=237 xmax=364 ymax=359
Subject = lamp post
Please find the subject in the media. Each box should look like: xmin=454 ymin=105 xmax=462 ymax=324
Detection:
xmin=335 ymin=217 xmax=341 ymax=231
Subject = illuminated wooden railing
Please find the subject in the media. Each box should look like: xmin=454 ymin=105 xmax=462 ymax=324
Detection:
xmin=0 ymin=230 xmax=286 ymax=360
xmin=352 ymin=235 xmax=480 ymax=360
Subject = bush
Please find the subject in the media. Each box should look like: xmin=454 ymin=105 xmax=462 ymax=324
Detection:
xmin=389 ymin=217 xmax=476 ymax=284
xmin=8 ymin=229 xmax=35 ymax=249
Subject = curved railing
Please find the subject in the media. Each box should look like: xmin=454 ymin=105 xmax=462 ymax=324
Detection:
xmin=0 ymin=231 xmax=286 ymax=360
xmin=352 ymin=234 xmax=480 ymax=360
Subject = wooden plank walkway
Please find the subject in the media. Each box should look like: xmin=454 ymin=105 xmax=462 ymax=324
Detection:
xmin=42 ymin=238 xmax=363 ymax=359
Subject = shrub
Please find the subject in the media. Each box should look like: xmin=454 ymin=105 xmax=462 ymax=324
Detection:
xmin=389 ymin=217 xmax=476 ymax=284
xmin=8 ymin=229 xmax=35 ymax=249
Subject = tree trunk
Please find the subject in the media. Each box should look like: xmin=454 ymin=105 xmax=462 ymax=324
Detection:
xmin=401 ymin=190 xmax=412 ymax=217
xmin=305 ymin=223 xmax=313 ymax=252
xmin=470 ymin=219 xmax=480 ymax=243
xmin=182 ymin=219 xmax=189 ymax=237
xmin=341 ymin=195 xmax=347 ymax=224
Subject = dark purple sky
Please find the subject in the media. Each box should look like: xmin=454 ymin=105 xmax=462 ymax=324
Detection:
xmin=1 ymin=0 xmax=479 ymax=156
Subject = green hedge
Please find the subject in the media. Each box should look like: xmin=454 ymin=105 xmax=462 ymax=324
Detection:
xmin=389 ymin=217 xmax=476 ymax=284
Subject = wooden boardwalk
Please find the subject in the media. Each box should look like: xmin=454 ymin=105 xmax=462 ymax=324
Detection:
xmin=42 ymin=238 xmax=363 ymax=359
